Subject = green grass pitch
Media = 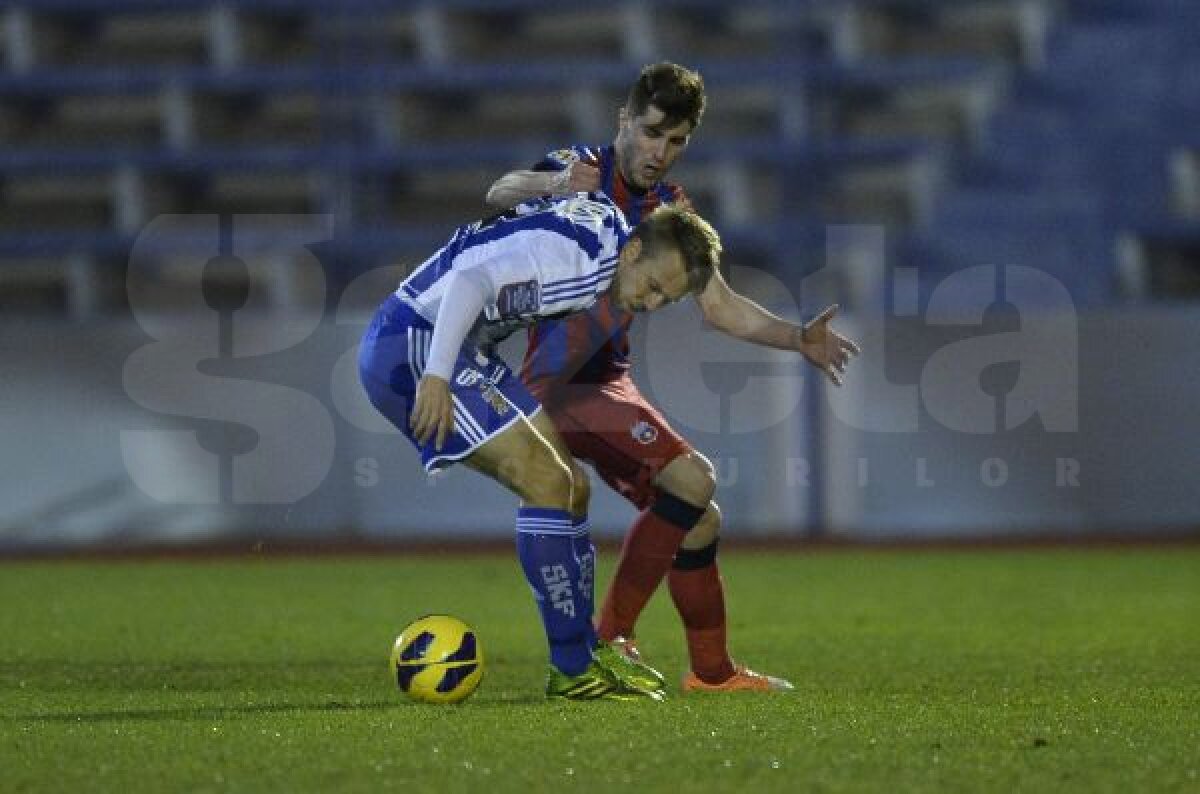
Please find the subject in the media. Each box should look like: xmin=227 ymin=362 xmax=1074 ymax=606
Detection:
xmin=2 ymin=547 xmax=1198 ymax=792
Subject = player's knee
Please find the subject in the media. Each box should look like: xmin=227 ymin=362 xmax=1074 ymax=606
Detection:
xmin=658 ymin=451 xmax=717 ymax=508
xmin=682 ymin=501 xmax=722 ymax=549
xmin=695 ymin=500 xmax=723 ymax=542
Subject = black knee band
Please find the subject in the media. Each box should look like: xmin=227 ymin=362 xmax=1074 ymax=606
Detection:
xmin=673 ymin=539 xmax=719 ymax=570
xmin=651 ymin=490 xmax=706 ymax=531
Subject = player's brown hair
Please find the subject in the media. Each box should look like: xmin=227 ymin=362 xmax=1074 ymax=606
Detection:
xmin=626 ymin=62 xmax=707 ymax=130
xmin=632 ymin=206 xmax=722 ymax=293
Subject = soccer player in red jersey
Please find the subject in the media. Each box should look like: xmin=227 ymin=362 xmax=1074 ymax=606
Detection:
xmin=486 ymin=63 xmax=859 ymax=692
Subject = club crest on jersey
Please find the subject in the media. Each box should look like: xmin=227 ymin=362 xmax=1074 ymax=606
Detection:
xmin=456 ymin=367 xmax=512 ymax=416
xmin=631 ymin=420 xmax=658 ymax=445
xmin=482 ymin=385 xmax=511 ymax=416
xmin=496 ymin=280 xmax=540 ymax=318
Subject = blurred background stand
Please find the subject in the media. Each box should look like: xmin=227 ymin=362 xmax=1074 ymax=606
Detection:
xmin=1 ymin=0 xmax=1198 ymax=549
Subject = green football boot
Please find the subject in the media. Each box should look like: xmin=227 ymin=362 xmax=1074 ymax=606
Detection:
xmin=592 ymin=638 xmax=667 ymax=697
xmin=545 ymin=661 xmax=663 ymax=702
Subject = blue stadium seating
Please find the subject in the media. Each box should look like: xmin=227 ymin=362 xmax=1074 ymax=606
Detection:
xmin=0 ymin=0 xmax=1196 ymax=312
xmin=900 ymin=1 xmax=1200 ymax=305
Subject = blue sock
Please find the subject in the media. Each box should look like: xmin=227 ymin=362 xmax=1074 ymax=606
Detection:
xmin=571 ymin=516 xmax=599 ymax=650
xmin=516 ymin=507 xmax=593 ymax=676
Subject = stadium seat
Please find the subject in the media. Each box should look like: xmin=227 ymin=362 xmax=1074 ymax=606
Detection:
xmin=1 ymin=0 xmax=1195 ymax=312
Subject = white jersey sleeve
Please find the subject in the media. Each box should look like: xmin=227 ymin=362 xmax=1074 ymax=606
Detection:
xmin=422 ymin=268 xmax=492 ymax=381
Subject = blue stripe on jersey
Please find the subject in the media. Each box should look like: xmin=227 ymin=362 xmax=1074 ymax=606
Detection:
xmin=459 ymin=210 xmax=604 ymax=260
xmin=543 ymin=284 xmax=614 ymax=308
xmin=542 ymin=265 xmax=618 ymax=303
xmin=655 ymin=183 xmax=675 ymax=205
xmin=401 ymin=218 xmax=484 ymax=296
xmin=542 ymin=263 xmax=617 ymax=297
xmin=400 ymin=202 xmax=613 ymax=300
xmin=543 ymin=282 xmax=614 ymax=307
xmin=541 ymin=255 xmax=618 ymax=294
xmin=400 ymin=252 xmax=449 ymax=299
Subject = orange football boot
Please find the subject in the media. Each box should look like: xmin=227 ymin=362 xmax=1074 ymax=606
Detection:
xmin=681 ymin=664 xmax=794 ymax=693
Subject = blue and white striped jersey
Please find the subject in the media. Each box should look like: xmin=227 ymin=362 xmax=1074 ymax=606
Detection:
xmin=396 ymin=192 xmax=630 ymax=343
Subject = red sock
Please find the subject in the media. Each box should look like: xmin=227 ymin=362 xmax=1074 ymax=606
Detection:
xmin=596 ymin=494 xmax=703 ymax=641
xmin=669 ymin=544 xmax=736 ymax=684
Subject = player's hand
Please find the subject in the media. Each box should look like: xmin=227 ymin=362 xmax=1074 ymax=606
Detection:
xmin=564 ymin=162 xmax=601 ymax=194
xmin=410 ymin=375 xmax=454 ymax=450
xmin=797 ymin=304 xmax=861 ymax=386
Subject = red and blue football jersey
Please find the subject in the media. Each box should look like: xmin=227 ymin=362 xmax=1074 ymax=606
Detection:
xmin=520 ymin=144 xmax=691 ymax=395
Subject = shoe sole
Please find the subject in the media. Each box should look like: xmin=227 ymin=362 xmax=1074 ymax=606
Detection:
xmin=547 ymin=689 xmax=665 ymax=702
xmin=681 ymin=678 xmax=794 ymax=694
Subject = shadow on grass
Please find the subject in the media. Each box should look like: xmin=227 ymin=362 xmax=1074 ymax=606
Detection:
xmin=10 ymin=699 xmax=403 ymax=723
xmin=2 ymin=657 xmax=551 ymax=721
xmin=7 ymin=692 xmax=549 ymax=723
xmin=0 ymin=658 xmax=384 ymax=694
xmin=2 ymin=658 xmax=551 ymax=719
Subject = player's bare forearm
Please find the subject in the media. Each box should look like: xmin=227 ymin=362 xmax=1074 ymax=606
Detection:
xmin=698 ymin=274 xmax=860 ymax=385
xmin=485 ymin=170 xmax=562 ymax=208
xmin=485 ymin=163 xmax=601 ymax=208
xmin=697 ymin=271 xmax=796 ymax=349
xmin=707 ymin=297 xmax=799 ymax=350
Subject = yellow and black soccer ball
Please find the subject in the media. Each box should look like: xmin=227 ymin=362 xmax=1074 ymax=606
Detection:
xmin=391 ymin=614 xmax=484 ymax=704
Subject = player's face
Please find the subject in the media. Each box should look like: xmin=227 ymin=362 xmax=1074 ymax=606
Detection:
xmin=610 ymin=238 xmax=691 ymax=313
xmin=614 ymin=104 xmax=693 ymax=191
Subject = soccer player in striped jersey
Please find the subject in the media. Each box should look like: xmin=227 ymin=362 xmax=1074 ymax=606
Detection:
xmin=487 ymin=63 xmax=860 ymax=692
xmin=359 ymin=192 xmax=725 ymax=700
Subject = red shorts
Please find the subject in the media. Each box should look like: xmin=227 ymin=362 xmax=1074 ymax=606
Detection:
xmin=534 ymin=376 xmax=692 ymax=510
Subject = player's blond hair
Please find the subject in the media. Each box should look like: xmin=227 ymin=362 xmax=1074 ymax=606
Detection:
xmin=632 ymin=206 xmax=722 ymax=294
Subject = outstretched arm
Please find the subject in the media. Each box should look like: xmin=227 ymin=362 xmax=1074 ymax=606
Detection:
xmin=697 ymin=269 xmax=861 ymax=385
xmin=485 ymin=162 xmax=601 ymax=208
